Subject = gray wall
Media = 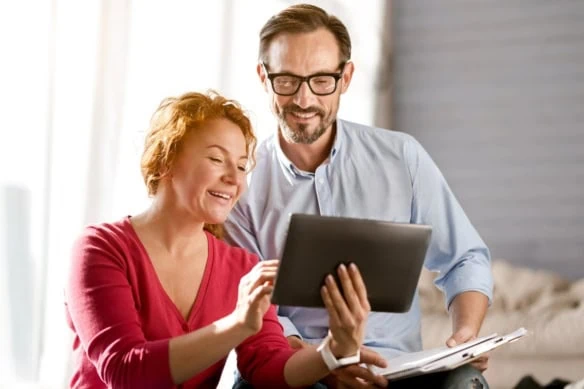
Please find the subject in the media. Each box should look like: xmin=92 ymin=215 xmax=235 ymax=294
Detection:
xmin=391 ymin=0 xmax=584 ymax=279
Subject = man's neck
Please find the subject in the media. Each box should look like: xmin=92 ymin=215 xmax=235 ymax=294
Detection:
xmin=279 ymin=125 xmax=336 ymax=173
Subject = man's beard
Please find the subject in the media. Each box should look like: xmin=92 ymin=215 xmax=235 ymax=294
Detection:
xmin=277 ymin=104 xmax=333 ymax=144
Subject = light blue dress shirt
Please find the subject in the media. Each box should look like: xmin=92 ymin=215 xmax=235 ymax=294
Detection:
xmin=224 ymin=118 xmax=493 ymax=360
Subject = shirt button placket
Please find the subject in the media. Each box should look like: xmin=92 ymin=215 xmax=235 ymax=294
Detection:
xmin=315 ymin=169 xmax=332 ymax=216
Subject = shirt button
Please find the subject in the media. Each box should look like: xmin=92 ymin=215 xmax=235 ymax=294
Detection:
xmin=318 ymin=178 xmax=324 ymax=184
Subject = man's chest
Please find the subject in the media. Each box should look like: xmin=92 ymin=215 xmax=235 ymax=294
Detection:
xmin=253 ymin=167 xmax=414 ymax=258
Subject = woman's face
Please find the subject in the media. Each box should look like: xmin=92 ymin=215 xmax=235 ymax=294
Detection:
xmin=169 ymin=118 xmax=249 ymax=224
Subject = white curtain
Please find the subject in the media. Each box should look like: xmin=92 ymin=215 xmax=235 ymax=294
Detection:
xmin=38 ymin=1 xmax=132 ymax=387
xmin=0 ymin=1 xmax=386 ymax=388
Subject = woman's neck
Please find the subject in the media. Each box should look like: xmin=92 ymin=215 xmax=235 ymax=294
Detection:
xmin=132 ymin=198 xmax=207 ymax=260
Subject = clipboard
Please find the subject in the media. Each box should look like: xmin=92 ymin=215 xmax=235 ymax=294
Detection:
xmin=370 ymin=327 xmax=528 ymax=380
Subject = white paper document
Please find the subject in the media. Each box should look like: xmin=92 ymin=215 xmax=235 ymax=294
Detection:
xmin=370 ymin=327 xmax=528 ymax=380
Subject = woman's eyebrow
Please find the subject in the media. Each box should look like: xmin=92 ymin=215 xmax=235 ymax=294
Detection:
xmin=206 ymin=144 xmax=248 ymax=160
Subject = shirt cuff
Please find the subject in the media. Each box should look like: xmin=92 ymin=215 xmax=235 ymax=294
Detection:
xmin=278 ymin=315 xmax=302 ymax=339
xmin=442 ymin=261 xmax=494 ymax=309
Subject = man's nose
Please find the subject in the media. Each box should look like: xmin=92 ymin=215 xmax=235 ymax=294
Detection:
xmin=292 ymin=81 xmax=316 ymax=109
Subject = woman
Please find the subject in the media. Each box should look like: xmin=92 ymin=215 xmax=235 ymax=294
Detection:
xmin=65 ymin=91 xmax=373 ymax=388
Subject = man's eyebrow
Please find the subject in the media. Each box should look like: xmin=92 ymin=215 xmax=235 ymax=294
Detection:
xmin=275 ymin=68 xmax=339 ymax=75
xmin=206 ymin=144 xmax=248 ymax=160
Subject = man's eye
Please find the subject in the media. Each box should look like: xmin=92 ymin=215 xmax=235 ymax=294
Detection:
xmin=276 ymin=77 xmax=296 ymax=86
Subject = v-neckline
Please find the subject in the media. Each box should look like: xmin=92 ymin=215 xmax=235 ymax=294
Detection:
xmin=125 ymin=216 xmax=214 ymax=326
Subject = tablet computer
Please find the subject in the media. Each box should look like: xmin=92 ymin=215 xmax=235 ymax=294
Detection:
xmin=271 ymin=214 xmax=432 ymax=313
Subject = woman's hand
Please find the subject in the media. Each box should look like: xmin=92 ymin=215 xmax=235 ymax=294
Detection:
xmin=232 ymin=259 xmax=279 ymax=335
xmin=321 ymin=263 xmax=370 ymax=357
xmin=323 ymin=346 xmax=388 ymax=388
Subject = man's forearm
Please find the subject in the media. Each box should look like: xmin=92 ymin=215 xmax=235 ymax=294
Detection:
xmin=449 ymin=291 xmax=489 ymax=335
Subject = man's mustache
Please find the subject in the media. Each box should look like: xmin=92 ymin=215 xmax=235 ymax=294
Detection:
xmin=282 ymin=105 xmax=324 ymax=116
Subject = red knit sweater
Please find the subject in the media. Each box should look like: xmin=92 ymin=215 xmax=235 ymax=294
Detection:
xmin=65 ymin=217 xmax=295 ymax=388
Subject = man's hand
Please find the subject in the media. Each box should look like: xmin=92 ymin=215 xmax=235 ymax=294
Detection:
xmin=446 ymin=326 xmax=489 ymax=372
xmin=322 ymin=346 xmax=388 ymax=389
xmin=447 ymin=291 xmax=490 ymax=372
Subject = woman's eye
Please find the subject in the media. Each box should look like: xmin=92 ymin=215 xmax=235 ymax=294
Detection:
xmin=209 ymin=157 xmax=223 ymax=163
xmin=238 ymin=165 xmax=247 ymax=172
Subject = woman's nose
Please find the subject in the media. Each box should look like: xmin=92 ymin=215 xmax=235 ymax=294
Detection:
xmin=223 ymin=164 xmax=243 ymax=185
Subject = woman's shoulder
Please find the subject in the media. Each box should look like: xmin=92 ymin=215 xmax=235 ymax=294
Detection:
xmin=72 ymin=216 xmax=139 ymax=265
xmin=75 ymin=216 xmax=133 ymax=245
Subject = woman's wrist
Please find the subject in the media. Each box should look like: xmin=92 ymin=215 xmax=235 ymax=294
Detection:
xmin=215 ymin=313 xmax=256 ymax=341
xmin=327 ymin=335 xmax=358 ymax=358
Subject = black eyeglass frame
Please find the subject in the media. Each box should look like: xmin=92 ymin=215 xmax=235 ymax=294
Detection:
xmin=261 ymin=61 xmax=348 ymax=96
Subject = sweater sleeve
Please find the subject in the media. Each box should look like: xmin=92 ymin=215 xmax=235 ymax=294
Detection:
xmin=65 ymin=226 xmax=174 ymax=389
xmin=235 ymin=304 xmax=298 ymax=389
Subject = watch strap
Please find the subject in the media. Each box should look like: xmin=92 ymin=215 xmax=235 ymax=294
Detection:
xmin=317 ymin=334 xmax=360 ymax=370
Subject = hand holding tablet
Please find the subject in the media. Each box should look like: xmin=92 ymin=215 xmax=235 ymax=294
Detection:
xmin=318 ymin=263 xmax=372 ymax=370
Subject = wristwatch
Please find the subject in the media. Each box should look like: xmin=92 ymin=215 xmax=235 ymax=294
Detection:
xmin=317 ymin=334 xmax=361 ymax=371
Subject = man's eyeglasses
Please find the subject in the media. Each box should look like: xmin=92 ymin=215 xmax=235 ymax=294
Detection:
xmin=261 ymin=62 xmax=347 ymax=96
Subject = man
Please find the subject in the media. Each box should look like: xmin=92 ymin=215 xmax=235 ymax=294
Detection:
xmin=225 ymin=4 xmax=493 ymax=388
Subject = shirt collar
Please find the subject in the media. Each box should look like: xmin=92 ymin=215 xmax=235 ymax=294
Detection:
xmin=274 ymin=119 xmax=345 ymax=179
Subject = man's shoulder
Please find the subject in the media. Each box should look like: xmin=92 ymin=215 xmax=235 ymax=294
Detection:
xmin=340 ymin=118 xmax=414 ymax=139
xmin=245 ymin=135 xmax=278 ymax=186
xmin=339 ymin=119 xmax=419 ymax=152
xmin=255 ymin=133 xmax=278 ymax=160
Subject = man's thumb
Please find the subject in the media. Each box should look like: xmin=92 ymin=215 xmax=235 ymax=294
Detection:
xmin=446 ymin=337 xmax=457 ymax=347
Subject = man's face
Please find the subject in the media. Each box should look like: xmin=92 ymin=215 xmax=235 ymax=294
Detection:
xmin=259 ymin=28 xmax=353 ymax=145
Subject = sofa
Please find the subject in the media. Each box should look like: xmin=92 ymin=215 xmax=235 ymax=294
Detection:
xmin=419 ymin=260 xmax=584 ymax=389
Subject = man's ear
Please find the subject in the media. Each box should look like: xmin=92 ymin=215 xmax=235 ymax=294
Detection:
xmin=340 ymin=61 xmax=355 ymax=94
xmin=257 ymin=63 xmax=268 ymax=92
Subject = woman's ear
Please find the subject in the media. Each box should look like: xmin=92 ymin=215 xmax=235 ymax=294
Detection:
xmin=159 ymin=164 xmax=173 ymax=183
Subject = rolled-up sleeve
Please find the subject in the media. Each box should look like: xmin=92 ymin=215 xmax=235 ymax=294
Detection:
xmin=405 ymin=137 xmax=494 ymax=309
xmin=277 ymin=315 xmax=303 ymax=339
